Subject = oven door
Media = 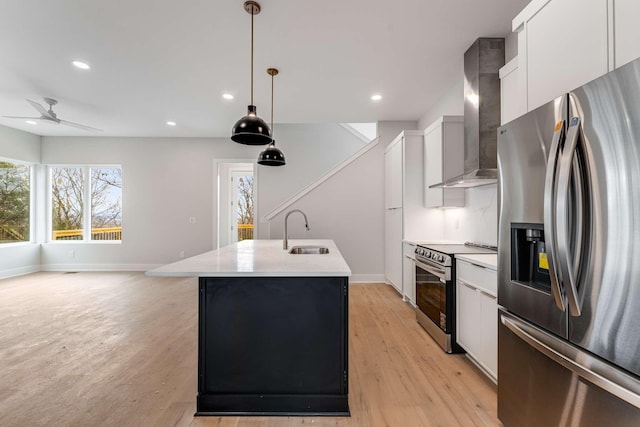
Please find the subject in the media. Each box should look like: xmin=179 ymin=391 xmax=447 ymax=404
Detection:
xmin=415 ymin=258 xmax=450 ymax=333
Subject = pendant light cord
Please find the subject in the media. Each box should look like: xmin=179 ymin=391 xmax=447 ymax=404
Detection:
xmin=250 ymin=11 xmax=254 ymax=106
xmin=270 ymin=72 xmax=274 ymax=131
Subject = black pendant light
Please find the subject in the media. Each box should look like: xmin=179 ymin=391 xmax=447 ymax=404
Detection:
xmin=231 ymin=1 xmax=272 ymax=145
xmin=258 ymin=68 xmax=286 ymax=166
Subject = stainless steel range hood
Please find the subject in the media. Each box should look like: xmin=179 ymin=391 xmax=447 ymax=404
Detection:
xmin=431 ymin=38 xmax=505 ymax=188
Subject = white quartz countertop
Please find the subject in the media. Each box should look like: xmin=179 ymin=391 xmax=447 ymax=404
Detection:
xmin=403 ymin=239 xmax=463 ymax=245
xmin=455 ymin=254 xmax=498 ymax=270
xmin=145 ymin=239 xmax=351 ymax=277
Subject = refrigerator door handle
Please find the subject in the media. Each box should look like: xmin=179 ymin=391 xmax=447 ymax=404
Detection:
xmin=543 ymin=120 xmax=566 ymax=311
xmin=500 ymin=311 xmax=640 ymax=409
xmin=556 ymin=116 xmax=584 ymax=316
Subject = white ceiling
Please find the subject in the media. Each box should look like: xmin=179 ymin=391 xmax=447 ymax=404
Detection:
xmin=0 ymin=0 xmax=530 ymax=138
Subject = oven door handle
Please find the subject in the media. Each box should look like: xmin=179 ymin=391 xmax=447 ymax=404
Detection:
xmin=416 ymin=260 xmax=448 ymax=282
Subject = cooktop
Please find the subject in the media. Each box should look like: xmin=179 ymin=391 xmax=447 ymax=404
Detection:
xmin=417 ymin=242 xmax=497 ymax=255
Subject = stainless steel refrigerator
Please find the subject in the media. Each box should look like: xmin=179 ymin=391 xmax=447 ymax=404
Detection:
xmin=497 ymin=56 xmax=640 ymax=426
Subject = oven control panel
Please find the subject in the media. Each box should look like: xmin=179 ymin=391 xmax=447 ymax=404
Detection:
xmin=415 ymin=247 xmax=450 ymax=266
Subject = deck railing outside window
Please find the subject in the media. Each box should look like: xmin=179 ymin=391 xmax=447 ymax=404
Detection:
xmin=237 ymin=224 xmax=253 ymax=241
xmin=52 ymin=227 xmax=122 ymax=241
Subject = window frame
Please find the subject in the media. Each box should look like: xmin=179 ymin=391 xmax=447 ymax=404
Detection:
xmin=0 ymin=157 xmax=34 ymax=245
xmin=47 ymin=164 xmax=122 ymax=244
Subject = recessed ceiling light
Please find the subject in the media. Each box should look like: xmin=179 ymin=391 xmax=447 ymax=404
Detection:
xmin=222 ymin=93 xmax=234 ymax=100
xmin=72 ymin=60 xmax=91 ymax=70
xmin=371 ymin=94 xmax=382 ymax=101
xmin=166 ymin=121 xmax=177 ymax=126
xmin=25 ymin=120 xmax=37 ymax=125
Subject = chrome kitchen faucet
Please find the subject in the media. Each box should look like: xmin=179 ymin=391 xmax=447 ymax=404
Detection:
xmin=283 ymin=209 xmax=310 ymax=249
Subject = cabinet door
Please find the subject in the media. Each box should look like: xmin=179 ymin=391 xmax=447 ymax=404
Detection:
xmin=500 ymin=58 xmax=525 ymax=125
xmin=457 ymin=279 xmax=481 ymax=355
xmin=480 ymin=293 xmax=498 ymax=379
xmin=526 ymin=0 xmax=609 ymax=111
xmin=384 ymin=208 xmax=403 ymax=293
xmin=384 ymin=140 xmax=403 ymax=209
xmin=402 ymin=255 xmax=415 ymax=304
xmin=615 ymin=0 xmax=640 ymax=68
xmin=424 ymin=126 xmax=443 ymax=207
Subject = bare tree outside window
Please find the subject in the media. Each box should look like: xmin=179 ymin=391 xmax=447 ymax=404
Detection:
xmin=51 ymin=167 xmax=84 ymax=236
xmin=51 ymin=167 xmax=122 ymax=241
xmin=91 ymin=167 xmax=122 ymax=233
xmin=0 ymin=161 xmax=30 ymax=243
xmin=236 ymin=175 xmax=254 ymax=241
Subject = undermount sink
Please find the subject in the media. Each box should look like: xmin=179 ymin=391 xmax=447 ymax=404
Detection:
xmin=288 ymin=246 xmax=330 ymax=255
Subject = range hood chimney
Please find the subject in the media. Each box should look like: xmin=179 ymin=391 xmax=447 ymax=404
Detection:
xmin=432 ymin=38 xmax=505 ymax=188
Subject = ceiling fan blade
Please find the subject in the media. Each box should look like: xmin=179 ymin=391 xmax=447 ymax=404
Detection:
xmin=27 ymin=99 xmax=54 ymax=119
xmin=59 ymin=119 xmax=103 ymax=132
xmin=2 ymin=115 xmax=42 ymax=120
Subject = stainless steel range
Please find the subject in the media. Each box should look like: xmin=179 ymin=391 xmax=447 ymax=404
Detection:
xmin=414 ymin=242 xmax=497 ymax=353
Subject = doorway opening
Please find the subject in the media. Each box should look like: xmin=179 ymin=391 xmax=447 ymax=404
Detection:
xmin=218 ymin=162 xmax=255 ymax=248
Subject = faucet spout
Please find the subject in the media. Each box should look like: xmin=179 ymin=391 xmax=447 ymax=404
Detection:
xmin=283 ymin=209 xmax=310 ymax=249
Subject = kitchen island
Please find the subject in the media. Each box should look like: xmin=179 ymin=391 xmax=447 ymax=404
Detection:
xmin=146 ymin=239 xmax=351 ymax=416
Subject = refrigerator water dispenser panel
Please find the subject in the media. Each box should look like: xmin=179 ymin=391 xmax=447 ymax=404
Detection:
xmin=511 ymin=223 xmax=551 ymax=293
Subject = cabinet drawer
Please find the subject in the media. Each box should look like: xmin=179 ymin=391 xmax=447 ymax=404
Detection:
xmin=457 ymin=260 xmax=497 ymax=295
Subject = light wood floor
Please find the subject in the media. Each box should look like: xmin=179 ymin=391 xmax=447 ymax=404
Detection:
xmin=0 ymin=272 xmax=499 ymax=427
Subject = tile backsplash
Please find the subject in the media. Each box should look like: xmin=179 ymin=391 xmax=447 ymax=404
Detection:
xmin=417 ymin=184 xmax=498 ymax=245
xmin=443 ymin=184 xmax=498 ymax=245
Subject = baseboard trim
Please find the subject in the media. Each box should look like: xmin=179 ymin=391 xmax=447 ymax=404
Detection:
xmin=349 ymin=274 xmax=385 ymax=283
xmin=41 ymin=264 xmax=161 ymax=272
xmin=0 ymin=265 xmax=41 ymax=280
xmin=3 ymin=267 xmax=385 ymax=283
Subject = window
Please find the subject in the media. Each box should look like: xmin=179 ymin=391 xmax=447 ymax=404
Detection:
xmin=232 ymin=171 xmax=254 ymax=242
xmin=0 ymin=160 xmax=31 ymax=243
xmin=51 ymin=166 xmax=122 ymax=241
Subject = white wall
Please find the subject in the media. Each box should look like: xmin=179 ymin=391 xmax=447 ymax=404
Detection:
xmin=0 ymin=125 xmax=42 ymax=278
xmin=418 ymin=80 xmax=464 ymax=131
xmin=32 ymin=123 xmax=368 ymax=272
xmin=266 ymin=139 xmax=387 ymax=282
xmin=258 ymin=123 xmax=366 ymax=219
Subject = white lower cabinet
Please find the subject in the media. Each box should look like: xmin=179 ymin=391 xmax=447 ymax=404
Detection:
xmin=384 ymin=208 xmax=403 ymax=294
xmin=402 ymin=242 xmax=416 ymax=305
xmin=456 ymin=259 xmax=497 ymax=382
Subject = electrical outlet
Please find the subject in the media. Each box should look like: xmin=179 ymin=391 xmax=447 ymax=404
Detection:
xmin=179 ymin=251 xmax=185 ymax=258
xmin=189 ymin=217 xmax=196 ymax=224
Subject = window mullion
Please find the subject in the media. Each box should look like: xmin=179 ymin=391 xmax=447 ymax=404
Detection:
xmin=84 ymin=167 xmax=92 ymax=241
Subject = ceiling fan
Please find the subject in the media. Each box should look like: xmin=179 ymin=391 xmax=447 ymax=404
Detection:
xmin=3 ymin=97 xmax=103 ymax=132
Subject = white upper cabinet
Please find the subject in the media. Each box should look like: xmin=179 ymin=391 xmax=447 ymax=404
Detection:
xmin=614 ymin=0 xmax=640 ymax=68
xmin=499 ymin=57 xmax=526 ymax=125
xmin=423 ymin=116 xmax=464 ymax=208
xmin=518 ymin=0 xmax=609 ymax=111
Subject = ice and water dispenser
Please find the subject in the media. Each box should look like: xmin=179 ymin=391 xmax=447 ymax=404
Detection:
xmin=511 ymin=223 xmax=551 ymax=293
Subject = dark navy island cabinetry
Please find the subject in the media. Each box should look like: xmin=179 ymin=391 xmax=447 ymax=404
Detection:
xmin=197 ymin=276 xmax=349 ymax=415
xmin=146 ymin=239 xmax=351 ymax=417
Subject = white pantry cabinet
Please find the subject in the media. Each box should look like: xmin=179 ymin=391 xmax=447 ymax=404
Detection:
xmin=456 ymin=258 xmax=497 ymax=382
xmin=384 ymin=140 xmax=403 ymax=209
xmin=384 ymin=208 xmax=403 ymax=293
xmin=384 ymin=131 xmax=424 ymax=297
xmin=423 ymin=116 xmax=464 ymax=208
